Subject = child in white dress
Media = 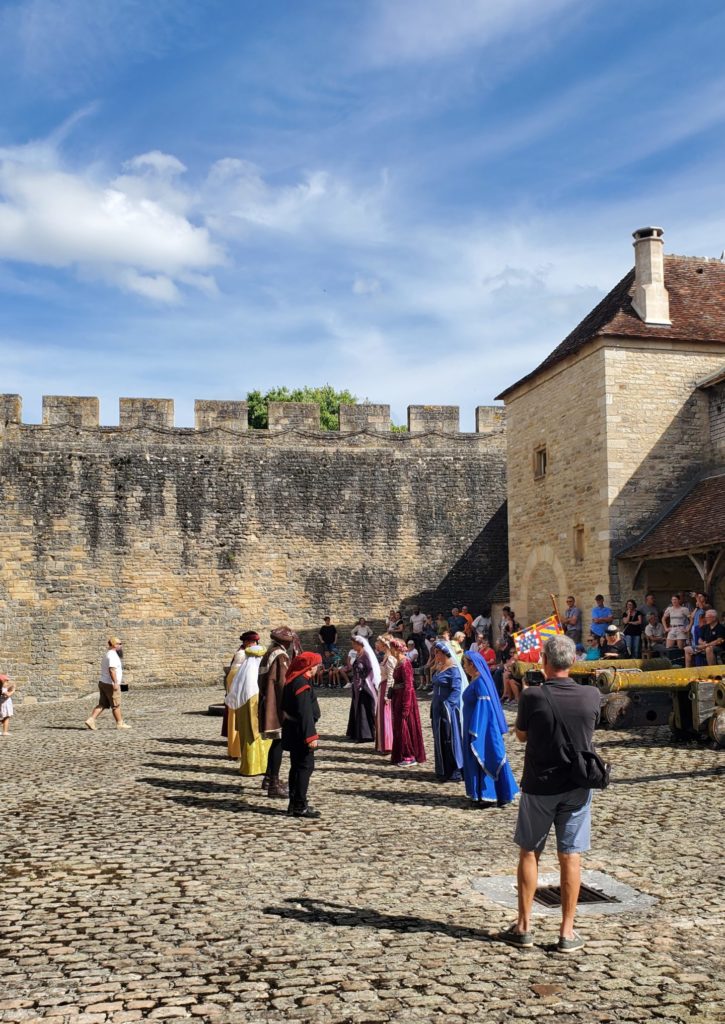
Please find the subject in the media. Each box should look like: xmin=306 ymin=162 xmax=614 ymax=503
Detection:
xmin=1 ymin=675 xmax=15 ymax=735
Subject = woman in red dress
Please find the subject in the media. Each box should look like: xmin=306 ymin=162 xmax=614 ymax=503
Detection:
xmin=388 ymin=639 xmax=427 ymax=767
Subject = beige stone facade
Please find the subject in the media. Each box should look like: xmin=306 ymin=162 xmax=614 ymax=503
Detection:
xmin=500 ymin=236 xmax=725 ymax=633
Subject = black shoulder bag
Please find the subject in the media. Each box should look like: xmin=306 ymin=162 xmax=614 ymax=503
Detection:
xmin=542 ymin=686 xmax=611 ymax=790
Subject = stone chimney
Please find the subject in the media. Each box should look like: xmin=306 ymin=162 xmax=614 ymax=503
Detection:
xmin=631 ymin=226 xmax=671 ymax=325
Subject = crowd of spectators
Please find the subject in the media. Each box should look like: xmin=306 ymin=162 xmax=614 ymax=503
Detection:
xmin=313 ymin=588 xmax=724 ymax=695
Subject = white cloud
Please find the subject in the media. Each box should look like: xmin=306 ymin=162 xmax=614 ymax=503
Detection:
xmin=201 ymin=159 xmax=388 ymax=245
xmin=0 ymin=140 xmax=222 ymax=302
xmin=364 ymin=0 xmax=582 ymax=65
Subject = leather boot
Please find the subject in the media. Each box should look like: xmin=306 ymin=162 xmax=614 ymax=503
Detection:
xmin=267 ymin=775 xmax=289 ymax=799
xmin=261 ymin=775 xmax=270 ymax=790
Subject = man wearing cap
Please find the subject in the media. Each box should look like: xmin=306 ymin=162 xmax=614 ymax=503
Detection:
xmin=258 ymin=627 xmax=301 ymax=799
xmin=600 ymin=625 xmax=628 ymax=660
xmin=85 ymin=637 xmax=130 ymax=730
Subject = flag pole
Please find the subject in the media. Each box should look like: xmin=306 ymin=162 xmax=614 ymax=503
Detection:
xmin=550 ymin=592 xmax=564 ymax=631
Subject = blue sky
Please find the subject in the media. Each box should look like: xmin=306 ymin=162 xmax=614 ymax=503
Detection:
xmin=1 ymin=0 xmax=724 ymax=427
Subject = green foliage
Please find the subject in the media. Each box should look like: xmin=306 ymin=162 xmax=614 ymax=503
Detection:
xmin=390 ymin=421 xmax=408 ymax=433
xmin=246 ymin=385 xmax=358 ymax=431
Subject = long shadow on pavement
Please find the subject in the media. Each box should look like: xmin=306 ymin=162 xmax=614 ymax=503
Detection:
xmin=335 ymin=786 xmax=475 ymax=810
xmin=154 ymin=737 xmax=224 ymax=746
xmin=148 ymin=748 xmax=229 ymax=761
xmin=141 ymin=761 xmax=236 ymax=776
xmin=611 ymin=766 xmax=724 ymax=785
xmin=263 ymin=897 xmax=501 ymax=945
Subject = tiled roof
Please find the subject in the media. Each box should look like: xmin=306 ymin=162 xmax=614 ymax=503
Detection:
xmin=497 ymin=255 xmax=725 ymax=400
xmin=617 ymin=471 xmax=725 ymax=560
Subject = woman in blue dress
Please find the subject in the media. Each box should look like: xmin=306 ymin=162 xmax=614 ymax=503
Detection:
xmin=461 ymin=650 xmax=519 ymax=807
xmin=430 ymin=641 xmax=465 ymax=781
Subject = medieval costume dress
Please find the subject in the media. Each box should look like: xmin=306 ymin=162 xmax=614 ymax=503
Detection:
xmin=281 ymin=652 xmax=322 ymax=817
xmin=222 ymin=630 xmax=259 ymax=758
xmin=461 ymin=651 xmax=519 ymax=806
xmin=389 ymin=647 xmax=427 ymax=766
xmin=258 ymin=627 xmax=301 ymax=798
xmin=225 ymin=644 xmax=271 ymax=777
xmin=375 ymin=647 xmax=395 ymax=754
xmin=346 ymin=636 xmax=380 ymax=742
xmin=430 ymin=641 xmax=465 ymax=781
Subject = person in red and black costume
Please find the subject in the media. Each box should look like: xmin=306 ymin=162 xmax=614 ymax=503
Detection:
xmin=282 ymin=652 xmax=322 ymax=819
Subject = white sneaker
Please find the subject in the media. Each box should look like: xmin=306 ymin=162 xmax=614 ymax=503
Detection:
xmin=116 ymin=722 xmax=131 ymax=730
xmin=84 ymin=718 xmax=97 ymax=730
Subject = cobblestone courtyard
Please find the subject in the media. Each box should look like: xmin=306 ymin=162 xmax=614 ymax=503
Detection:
xmin=2 ymin=685 xmax=723 ymax=1024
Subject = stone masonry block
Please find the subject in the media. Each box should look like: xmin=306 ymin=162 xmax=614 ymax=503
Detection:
xmin=339 ymin=404 xmax=391 ymax=432
xmin=0 ymin=394 xmax=22 ymax=426
xmin=42 ymin=396 xmax=99 ymax=428
xmin=407 ymin=406 xmax=459 ymax=433
xmin=268 ymin=402 xmax=320 ymax=431
xmin=476 ymin=405 xmax=505 ymax=432
xmin=194 ymin=400 xmax=248 ymax=432
xmin=120 ymin=398 xmax=174 ymax=429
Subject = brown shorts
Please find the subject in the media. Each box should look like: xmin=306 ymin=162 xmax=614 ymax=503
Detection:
xmin=98 ymin=682 xmax=121 ymax=710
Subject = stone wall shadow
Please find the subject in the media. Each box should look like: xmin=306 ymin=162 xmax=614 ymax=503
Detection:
xmin=400 ymin=501 xmax=508 ymax=612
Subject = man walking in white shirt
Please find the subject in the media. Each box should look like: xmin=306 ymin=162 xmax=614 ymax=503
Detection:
xmin=85 ymin=637 xmax=130 ymax=730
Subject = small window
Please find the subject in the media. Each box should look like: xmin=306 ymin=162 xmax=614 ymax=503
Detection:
xmin=573 ymin=525 xmax=585 ymax=562
xmin=533 ymin=445 xmax=547 ymax=480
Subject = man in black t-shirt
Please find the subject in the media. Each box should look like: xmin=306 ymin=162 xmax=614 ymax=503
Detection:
xmin=685 ymin=609 xmax=725 ymax=667
xmin=496 ymin=634 xmax=600 ymax=954
xmin=317 ymin=617 xmax=337 ymax=652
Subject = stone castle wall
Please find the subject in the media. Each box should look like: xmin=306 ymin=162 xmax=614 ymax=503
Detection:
xmin=0 ymin=396 xmax=507 ymax=703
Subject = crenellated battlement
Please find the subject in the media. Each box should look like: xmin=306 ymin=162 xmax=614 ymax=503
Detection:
xmin=0 ymin=391 xmax=508 ymax=704
xmin=0 ymin=395 xmax=505 ymax=436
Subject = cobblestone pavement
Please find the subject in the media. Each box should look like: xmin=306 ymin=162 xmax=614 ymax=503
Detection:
xmin=2 ymin=685 xmax=723 ymax=1024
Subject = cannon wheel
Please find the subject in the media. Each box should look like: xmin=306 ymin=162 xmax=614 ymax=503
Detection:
xmin=602 ymin=694 xmax=631 ymax=728
xmin=708 ymin=709 xmax=725 ymax=748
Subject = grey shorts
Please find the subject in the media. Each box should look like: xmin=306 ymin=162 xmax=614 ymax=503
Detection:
xmin=514 ymin=788 xmax=592 ymax=854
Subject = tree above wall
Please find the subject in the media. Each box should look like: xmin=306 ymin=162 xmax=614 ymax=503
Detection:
xmin=246 ymin=385 xmax=358 ymax=430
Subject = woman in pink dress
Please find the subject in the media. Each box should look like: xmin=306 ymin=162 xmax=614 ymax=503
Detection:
xmin=388 ymin=639 xmax=427 ymax=767
xmin=374 ymin=636 xmax=395 ymax=754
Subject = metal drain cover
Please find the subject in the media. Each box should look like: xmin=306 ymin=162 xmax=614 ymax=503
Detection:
xmin=533 ymin=882 xmax=619 ymax=907
xmin=471 ymin=869 xmax=657 ymax=916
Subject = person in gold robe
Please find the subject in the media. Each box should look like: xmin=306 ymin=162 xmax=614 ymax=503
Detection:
xmin=223 ymin=631 xmax=259 ymax=758
xmin=226 ymin=642 xmax=271 ymax=777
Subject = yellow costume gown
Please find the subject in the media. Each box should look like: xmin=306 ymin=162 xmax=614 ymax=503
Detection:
xmin=226 ymin=645 xmax=270 ymax=777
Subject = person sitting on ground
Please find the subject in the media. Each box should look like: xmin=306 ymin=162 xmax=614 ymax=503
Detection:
xmin=448 ymin=607 xmax=467 ymax=635
xmin=644 ymin=613 xmax=666 ymax=656
xmin=329 ymin=648 xmax=350 ymax=689
xmin=501 ymin=659 xmax=522 ymax=704
xmin=600 ymin=625 xmax=628 ymax=659
xmin=685 ymin=609 xmax=725 ymax=667
xmin=435 ymin=612 xmax=449 ymax=636
xmin=351 ymin=617 xmax=373 ymax=641
xmin=584 ymin=634 xmax=602 ymax=661
xmin=405 ymin=640 xmax=419 ymax=666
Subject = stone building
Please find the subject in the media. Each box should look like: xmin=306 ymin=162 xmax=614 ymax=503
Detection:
xmin=0 ymin=399 xmax=507 ymax=701
xmin=497 ymin=227 xmax=725 ymax=634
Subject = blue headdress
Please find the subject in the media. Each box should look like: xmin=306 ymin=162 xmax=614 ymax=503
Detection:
xmin=463 ymin=649 xmax=508 ymax=736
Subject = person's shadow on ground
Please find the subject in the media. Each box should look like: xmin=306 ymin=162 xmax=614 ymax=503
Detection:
xmin=263 ymin=897 xmax=510 ymax=947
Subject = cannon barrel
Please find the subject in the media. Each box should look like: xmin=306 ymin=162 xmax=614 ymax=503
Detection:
xmin=609 ymin=665 xmax=724 ymax=692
